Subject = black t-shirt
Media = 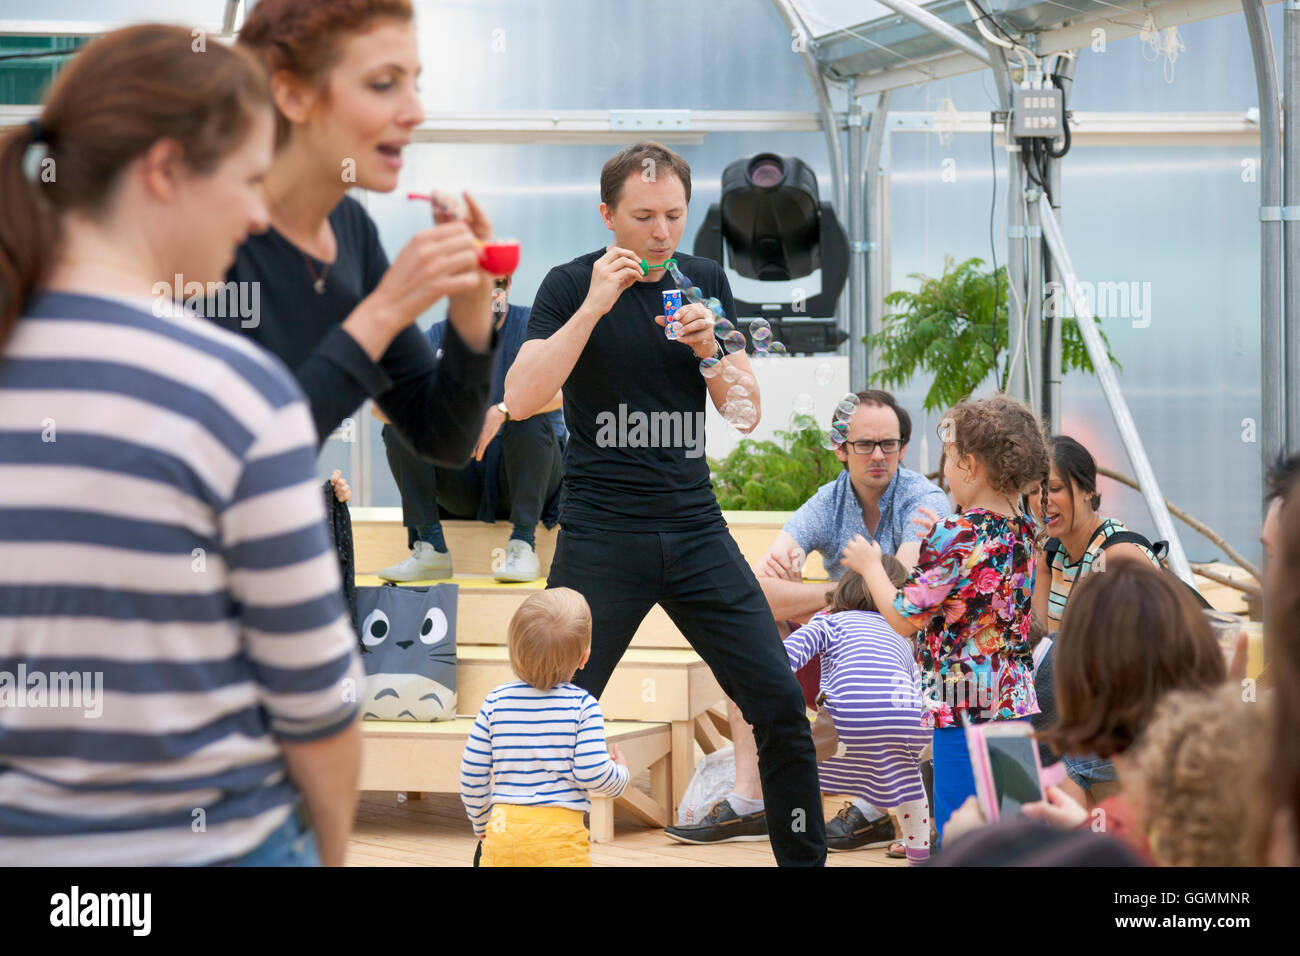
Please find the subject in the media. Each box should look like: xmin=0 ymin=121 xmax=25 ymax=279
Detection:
xmin=526 ymin=248 xmax=733 ymax=532
xmin=207 ymin=195 xmax=495 ymax=461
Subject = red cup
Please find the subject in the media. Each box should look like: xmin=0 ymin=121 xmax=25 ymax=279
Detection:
xmin=477 ymin=240 xmax=520 ymax=276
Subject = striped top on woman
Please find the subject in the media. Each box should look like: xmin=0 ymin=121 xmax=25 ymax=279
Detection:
xmin=1045 ymin=517 xmax=1160 ymax=627
xmin=784 ymin=610 xmax=929 ymax=808
xmin=0 ymin=291 xmax=363 ymax=866
xmin=460 ymin=680 xmax=628 ymax=835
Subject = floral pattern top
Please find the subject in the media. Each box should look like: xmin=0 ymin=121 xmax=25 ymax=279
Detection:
xmin=892 ymin=508 xmax=1040 ymax=729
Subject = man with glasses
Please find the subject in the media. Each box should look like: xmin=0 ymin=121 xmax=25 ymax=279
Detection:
xmin=666 ymin=389 xmax=949 ymax=850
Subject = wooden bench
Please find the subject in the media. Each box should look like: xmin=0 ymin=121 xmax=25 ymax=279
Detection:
xmin=360 ymin=718 xmax=672 ymax=843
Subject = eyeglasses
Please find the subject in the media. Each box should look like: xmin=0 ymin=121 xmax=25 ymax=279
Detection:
xmin=844 ymin=439 xmax=903 ymax=455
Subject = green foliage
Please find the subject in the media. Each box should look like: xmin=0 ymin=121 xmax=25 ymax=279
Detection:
xmin=710 ymin=415 xmax=841 ymax=510
xmin=868 ymin=255 xmax=1119 ymax=414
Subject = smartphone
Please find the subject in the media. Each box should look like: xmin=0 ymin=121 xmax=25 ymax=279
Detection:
xmin=965 ymin=721 xmax=1045 ymax=822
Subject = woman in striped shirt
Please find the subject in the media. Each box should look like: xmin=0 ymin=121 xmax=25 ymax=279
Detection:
xmin=0 ymin=25 xmax=363 ymax=866
xmin=1029 ymin=435 xmax=1159 ymax=802
xmin=1032 ymin=436 xmax=1161 ymax=629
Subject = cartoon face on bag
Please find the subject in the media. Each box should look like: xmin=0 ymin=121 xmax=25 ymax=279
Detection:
xmin=359 ymin=600 xmax=457 ymax=721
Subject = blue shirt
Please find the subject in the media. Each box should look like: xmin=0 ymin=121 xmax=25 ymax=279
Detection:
xmin=424 ymin=304 xmax=566 ymax=525
xmin=783 ymin=467 xmax=952 ymax=580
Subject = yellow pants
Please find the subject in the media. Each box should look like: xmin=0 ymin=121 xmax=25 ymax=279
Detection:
xmin=480 ymin=804 xmax=591 ymax=867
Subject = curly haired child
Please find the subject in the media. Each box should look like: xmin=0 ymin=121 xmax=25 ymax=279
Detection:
xmin=842 ymin=393 xmax=1049 ymax=848
xmin=1134 ymin=686 xmax=1268 ymax=867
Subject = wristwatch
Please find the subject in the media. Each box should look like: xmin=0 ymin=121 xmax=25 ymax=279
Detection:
xmin=497 ymin=401 xmax=510 ymax=422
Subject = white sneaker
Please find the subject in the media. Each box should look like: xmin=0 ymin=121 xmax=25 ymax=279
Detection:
xmin=494 ymin=539 xmax=541 ymax=583
xmin=378 ymin=541 xmax=452 ymax=582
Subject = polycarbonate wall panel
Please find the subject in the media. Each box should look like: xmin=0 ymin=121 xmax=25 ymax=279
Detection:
xmin=887 ymin=131 xmax=1261 ymax=565
xmin=412 ymin=0 xmax=824 ymax=112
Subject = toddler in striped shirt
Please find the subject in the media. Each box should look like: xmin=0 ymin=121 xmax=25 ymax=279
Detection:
xmin=461 ymin=587 xmax=629 ymax=866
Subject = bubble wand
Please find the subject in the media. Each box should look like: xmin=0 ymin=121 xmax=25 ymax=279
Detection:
xmin=406 ymin=192 xmax=521 ymax=277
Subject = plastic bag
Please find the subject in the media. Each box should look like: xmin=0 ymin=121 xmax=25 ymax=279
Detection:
xmin=675 ymin=744 xmax=737 ymax=826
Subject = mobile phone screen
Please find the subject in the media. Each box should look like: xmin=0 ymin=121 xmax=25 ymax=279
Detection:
xmin=986 ymin=735 xmax=1043 ymax=816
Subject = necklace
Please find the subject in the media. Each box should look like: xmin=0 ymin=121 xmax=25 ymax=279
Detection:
xmin=300 ymin=250 xmax=330 ymax=294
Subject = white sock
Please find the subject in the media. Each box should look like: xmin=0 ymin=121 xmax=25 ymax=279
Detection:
xmin=852 ymin=798 xmax=886 ymax=822
xmin=726 ymin=793 xmax=764 ymax=815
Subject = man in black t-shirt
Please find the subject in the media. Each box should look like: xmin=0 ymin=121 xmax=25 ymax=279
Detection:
xmin=504 ymin=142 xmax=825 ymax=866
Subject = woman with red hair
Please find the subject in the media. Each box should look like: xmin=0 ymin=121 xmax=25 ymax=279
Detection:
xmin=216 ymin=0 xmax=499 ymax=459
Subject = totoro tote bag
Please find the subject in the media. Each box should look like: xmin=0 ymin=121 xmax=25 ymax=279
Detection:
xmin=355 ymin=582 xmax=458 ymax=721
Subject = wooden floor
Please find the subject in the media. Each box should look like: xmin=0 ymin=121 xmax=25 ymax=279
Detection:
xmin=348 ymin=789 xmax=906 ymax=867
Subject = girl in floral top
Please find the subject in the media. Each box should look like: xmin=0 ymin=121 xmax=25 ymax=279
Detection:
xmin=844 ymin=394 xmax=1049 ymax=847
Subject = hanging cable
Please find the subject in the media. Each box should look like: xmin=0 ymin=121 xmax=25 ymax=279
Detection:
xmin=965 ymin=0 xmax=1042 ymax=85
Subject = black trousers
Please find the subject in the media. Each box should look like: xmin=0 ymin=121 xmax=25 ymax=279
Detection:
xmin=548 ymin=524 xmax=827 ymax=867
xmin=382 ymin=416 xmax=563 ymax=549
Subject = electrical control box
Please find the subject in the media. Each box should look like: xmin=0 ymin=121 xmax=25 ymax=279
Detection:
xmin=1011 ymin=86 xmax=1065 ymax=138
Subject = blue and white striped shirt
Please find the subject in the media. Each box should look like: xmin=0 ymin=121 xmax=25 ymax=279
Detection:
xmin=0 ymin=291 xmax=363 ymax=866
xmin=460 ymin=680 xmax=628 ymax=834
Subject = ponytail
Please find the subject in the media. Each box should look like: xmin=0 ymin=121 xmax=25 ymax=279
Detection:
xmin=0 ymin=120 xmax=60 ymax=347
xmin=0 ymin=24 xmax=269 ymax=352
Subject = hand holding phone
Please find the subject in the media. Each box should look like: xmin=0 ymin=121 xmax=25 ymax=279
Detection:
xmin=965 ymin=721 xmax=1045 ymax=822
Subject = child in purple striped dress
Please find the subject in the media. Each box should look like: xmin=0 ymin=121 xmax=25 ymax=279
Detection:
xmin=784 ymin=559 xmax=932 ymax=864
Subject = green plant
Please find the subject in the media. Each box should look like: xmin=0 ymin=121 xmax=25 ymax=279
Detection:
xmin=868 ymin=255 xmax=1119 ymax=414
xmin=710 ymin=415 xmax=841 ymax=509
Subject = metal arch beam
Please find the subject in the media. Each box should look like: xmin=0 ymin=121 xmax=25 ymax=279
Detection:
xmin=770 ymin=0 xmax=846 ymax=215
xmin=1284 ymin=0 xmax=1300 ymax=453
xmin=770 ymin=0 xmax=849 ymax=343
xmin=1243 ymin=0 xmax=1286 ymax=483
xmin=849 ymin=0 xmax=1276 ymax=96
xmin=864 ymin=89 xmax=894 ymax=382
xmin=1038 ymin=202 xmax=1195 ymax=585
xmin=222 ymin=0 xmax=242 ymax=35
xmin=870 ymin=0 xmax=992 ymax=66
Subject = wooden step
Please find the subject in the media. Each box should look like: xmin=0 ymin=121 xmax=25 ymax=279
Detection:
xmin=455 ymin=645 xmax=724 ymax=723
xmin=359 ymin=717 xmax=674 ymax=842
xmin=355 ymin=574 xmax=692 ymax=649
xmin=350 ymin=509 xmax=829 ymax=579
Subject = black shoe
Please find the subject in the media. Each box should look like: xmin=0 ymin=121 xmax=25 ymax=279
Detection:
xmin=664 ymin=800 xmax=768 ymax=845
xmin=825 ymin=803 xmax=895 ymax=852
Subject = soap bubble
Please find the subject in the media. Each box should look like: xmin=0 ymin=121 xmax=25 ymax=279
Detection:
xmin=835 ymin=393 xmax=860 ymax=420
xmin=735 ymin=401 xmax=759 ymax=429
xmin=752 ymin=326 xmax=773 ymax=345
xmin=769 ymin=341 xmax=788 ymax=356
xmin=735 ymin=374 xmax=757 ymax=390
xmin=753 ymin=343 xmax=769 ymax=357
xmin=699 ymin=356 xmax=722 ymax=378
xmin=721 ymin=363 xmax=741 ymax=383
xmin=722 ymin=401 xmax=741 ymax=423
xmin=820 ymin=431 xmax=839 ymax=451
xmin=793 ymin=393 xmax=816 ymax=415
xmin=714 ymin=318 xmax=736 ymax=336
xmin=667 ymin=321 xmax=683 ymax=340
xmin=687 ymin=286 xmax=704 ymax=302
xmin=722 ymin=330 xmax=747 ymax=354
xmin=672 ymin=269 xmax=692 ymax=291
xmin=726 ymin=384 xmax=749 ymax=404
xmin=814 ymin=363 xmax=834 ymax=386
xmin=706 ymin=296 xmax=723 ymax=313
xmin=831 ymin=419 xmax=850 ymax=440
xmin=749 ymin=317 xmax=771 ymax=335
